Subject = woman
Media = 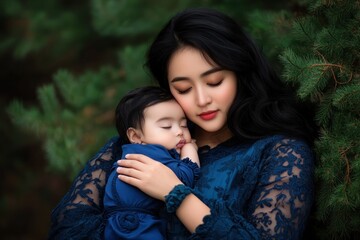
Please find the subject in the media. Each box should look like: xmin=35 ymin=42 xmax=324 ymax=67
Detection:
xmin=49 ymin=8 xmax=317 ymax=240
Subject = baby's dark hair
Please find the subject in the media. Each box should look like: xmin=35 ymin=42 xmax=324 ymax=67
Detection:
xmin=115 ymin=86 xmax=174 ymax=144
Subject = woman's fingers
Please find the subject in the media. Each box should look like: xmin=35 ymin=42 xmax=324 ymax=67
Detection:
xmin=116 ymin=153 xmax=183 ymax=200
xmin=118 ymin=174 xmax=142 ymax=188
xmin=126 ymin=153 xmax=151 ymax=163
xmin=117 ymin=154 xmax=156 ymax=170
xmin=117 ymin=159 xmax=142 ymax=171
xmin=117 ymin=165 xmax=142 ymax=179
xmin=117 ymin=154 xmax=159 ymax=181
xmin=117 ymin=164 xmax=146 ymax=189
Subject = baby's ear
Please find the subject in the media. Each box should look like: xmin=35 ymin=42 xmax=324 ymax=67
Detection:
xmin=127 ymin=127 xmax=142 ymax=144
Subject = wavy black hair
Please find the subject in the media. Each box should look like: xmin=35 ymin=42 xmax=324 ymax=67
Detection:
xmin=146 ymin=8 xmax=318 ymax=145
xmin=115 ymin=86 xmax=174 ymax=144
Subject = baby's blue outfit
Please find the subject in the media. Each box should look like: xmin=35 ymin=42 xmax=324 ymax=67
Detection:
xmin=104 ymin=144 xmax=199 ymax=240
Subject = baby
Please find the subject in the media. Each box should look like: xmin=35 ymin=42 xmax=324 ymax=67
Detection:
xmin=104 ymin=86 xmax=200 ymax=240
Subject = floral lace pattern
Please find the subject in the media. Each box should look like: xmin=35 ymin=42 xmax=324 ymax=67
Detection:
xmin=182 ymin=136 xmax=314 ymax=240
xmin=49 ymin=137 xmax=122 ymax=240
xmin=248 ymin=139 xmax=313 ymax=239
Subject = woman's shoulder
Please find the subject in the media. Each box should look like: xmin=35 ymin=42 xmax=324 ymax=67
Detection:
xmin=226 ymin=134 xmax=310 ymax=153
xmin=86 ymin=136 xmax=121 ymax=163
xmin=254 ymin=134 xmax=311 ymax=150
xmin=206 ymin=135 xmax=312 ymax=162
xmin=255 ymin=135 xmax=314 ymax=167
xmin=230 ymin=135 xmax=313 ymax=163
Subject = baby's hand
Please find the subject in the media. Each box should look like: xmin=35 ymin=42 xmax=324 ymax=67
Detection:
xmin=181 ymin=140 xmax=197 ymax=152
xmin=180 ymin=139 xmax=200 ymax=166
xmin=188 ymin=139 xmax=198 ymax=151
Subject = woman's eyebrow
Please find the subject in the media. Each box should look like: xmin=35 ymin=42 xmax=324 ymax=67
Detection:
xmin=170 ymin=76 xmax=189 ymax=83
xmin=200 ymin=67 xmax=223 ymax=78
xmin=170 ymin=67 xmax=223 ymax=83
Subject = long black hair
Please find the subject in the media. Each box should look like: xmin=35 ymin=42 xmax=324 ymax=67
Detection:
xmin=146 ymin=8 xmax=318 ymax=145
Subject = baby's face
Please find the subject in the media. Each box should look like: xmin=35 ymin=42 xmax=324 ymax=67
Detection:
xmin=140 ymin=100 xmax=191 ymax=152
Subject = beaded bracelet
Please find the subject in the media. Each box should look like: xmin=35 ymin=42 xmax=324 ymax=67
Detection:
xmin=165 ymin=184 xmax=193 ymax=213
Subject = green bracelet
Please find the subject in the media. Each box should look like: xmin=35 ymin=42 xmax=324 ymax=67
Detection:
xmin=165 ymin=184 xmax=193 ymax=213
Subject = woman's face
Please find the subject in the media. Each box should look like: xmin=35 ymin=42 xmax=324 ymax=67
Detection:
xmin=167 ymin=47 xmax=237 ymax=135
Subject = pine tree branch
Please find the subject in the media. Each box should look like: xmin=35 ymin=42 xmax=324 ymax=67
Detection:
xmin=339 ymin=145 xmax=352 ymax=186
xmin=298 ymin=20 xmax=314 ymax=42
xmin=313 ymin=49 xmax=354 ymax=85
xmin=308 ymin=63 xmax=344 ymax=69
xmin=314 ymin=50 xmax=339 ymax=86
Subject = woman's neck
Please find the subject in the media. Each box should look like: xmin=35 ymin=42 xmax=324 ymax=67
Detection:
xmin=194 ymin=126 xmax=233 ymax=149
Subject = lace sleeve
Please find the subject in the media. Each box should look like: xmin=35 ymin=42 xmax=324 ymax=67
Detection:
xmin=248 ymin=138 xmax=314 ymax=239
xmin=190 ymin=138 xmax=314 ymax=240
xmin=49 ymin=137 xmax=122 ymax=240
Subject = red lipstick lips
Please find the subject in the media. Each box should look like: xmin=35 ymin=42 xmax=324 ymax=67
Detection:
xmin=199 ymin=111 xmax=217 ymax=120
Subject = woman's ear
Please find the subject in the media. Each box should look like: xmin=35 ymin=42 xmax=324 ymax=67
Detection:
xmin=127 ymin=127 xmax=143 ymax=144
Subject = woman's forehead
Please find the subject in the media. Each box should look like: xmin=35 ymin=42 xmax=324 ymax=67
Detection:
xmin=168 ymin=47 xmax=217 ymax=79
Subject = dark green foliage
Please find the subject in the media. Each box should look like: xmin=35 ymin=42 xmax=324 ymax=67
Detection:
xmin=8 ymin=67 xmax=121 ymax=175
xmin=0 ymin=0 xmax=92 ymax=59
xmin=280 ymin=0 xmax=360 ymax=238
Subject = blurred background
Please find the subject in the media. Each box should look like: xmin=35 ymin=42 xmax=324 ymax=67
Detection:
xmin=1 ymin=0 xmax=359 ymax=239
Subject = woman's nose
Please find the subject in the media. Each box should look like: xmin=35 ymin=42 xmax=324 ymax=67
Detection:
xmin=196 ymin=87 xmax=211 ymax=106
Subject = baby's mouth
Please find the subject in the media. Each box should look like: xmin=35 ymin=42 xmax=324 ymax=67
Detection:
xmin=176 ymin=139 xmax=186 ymax=149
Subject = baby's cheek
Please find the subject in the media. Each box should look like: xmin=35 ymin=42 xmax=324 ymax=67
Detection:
xmin=185 ymin=133 xmax=192 ymax=143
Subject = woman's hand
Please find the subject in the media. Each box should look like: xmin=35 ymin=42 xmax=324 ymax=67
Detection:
xmin=117 ymin=154 xmax=183 ymax=201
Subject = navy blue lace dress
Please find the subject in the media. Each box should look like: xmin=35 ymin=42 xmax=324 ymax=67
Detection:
xmin=104 ymin=144 xmax=199 ymax=240
xmin=49 ymin=135 xmax=314 ymax=240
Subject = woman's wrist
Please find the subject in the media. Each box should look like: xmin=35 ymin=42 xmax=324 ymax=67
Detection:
xmin=165 ymin=184 xmax=193 ymax=213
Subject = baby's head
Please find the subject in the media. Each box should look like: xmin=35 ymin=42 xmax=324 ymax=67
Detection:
xmin=115 ymin=86 xmax=191 ymax=152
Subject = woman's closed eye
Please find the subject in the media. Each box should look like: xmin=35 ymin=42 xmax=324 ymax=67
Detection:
xmin=207 ymin=79 xmax=223 ymax=87
xmin=177 ymin=87 xmax=191 ymax=94
xmin=173 ymin=78 xmax=223 ymax=94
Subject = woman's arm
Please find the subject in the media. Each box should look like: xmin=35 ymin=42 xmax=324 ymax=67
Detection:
xmin=49 ymin=137 xmax=121 ymax=240
xmin=175 ymin=193 xmax=210 ymax=232
xmin=245 ymin=138 xmax=315 ymax=239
